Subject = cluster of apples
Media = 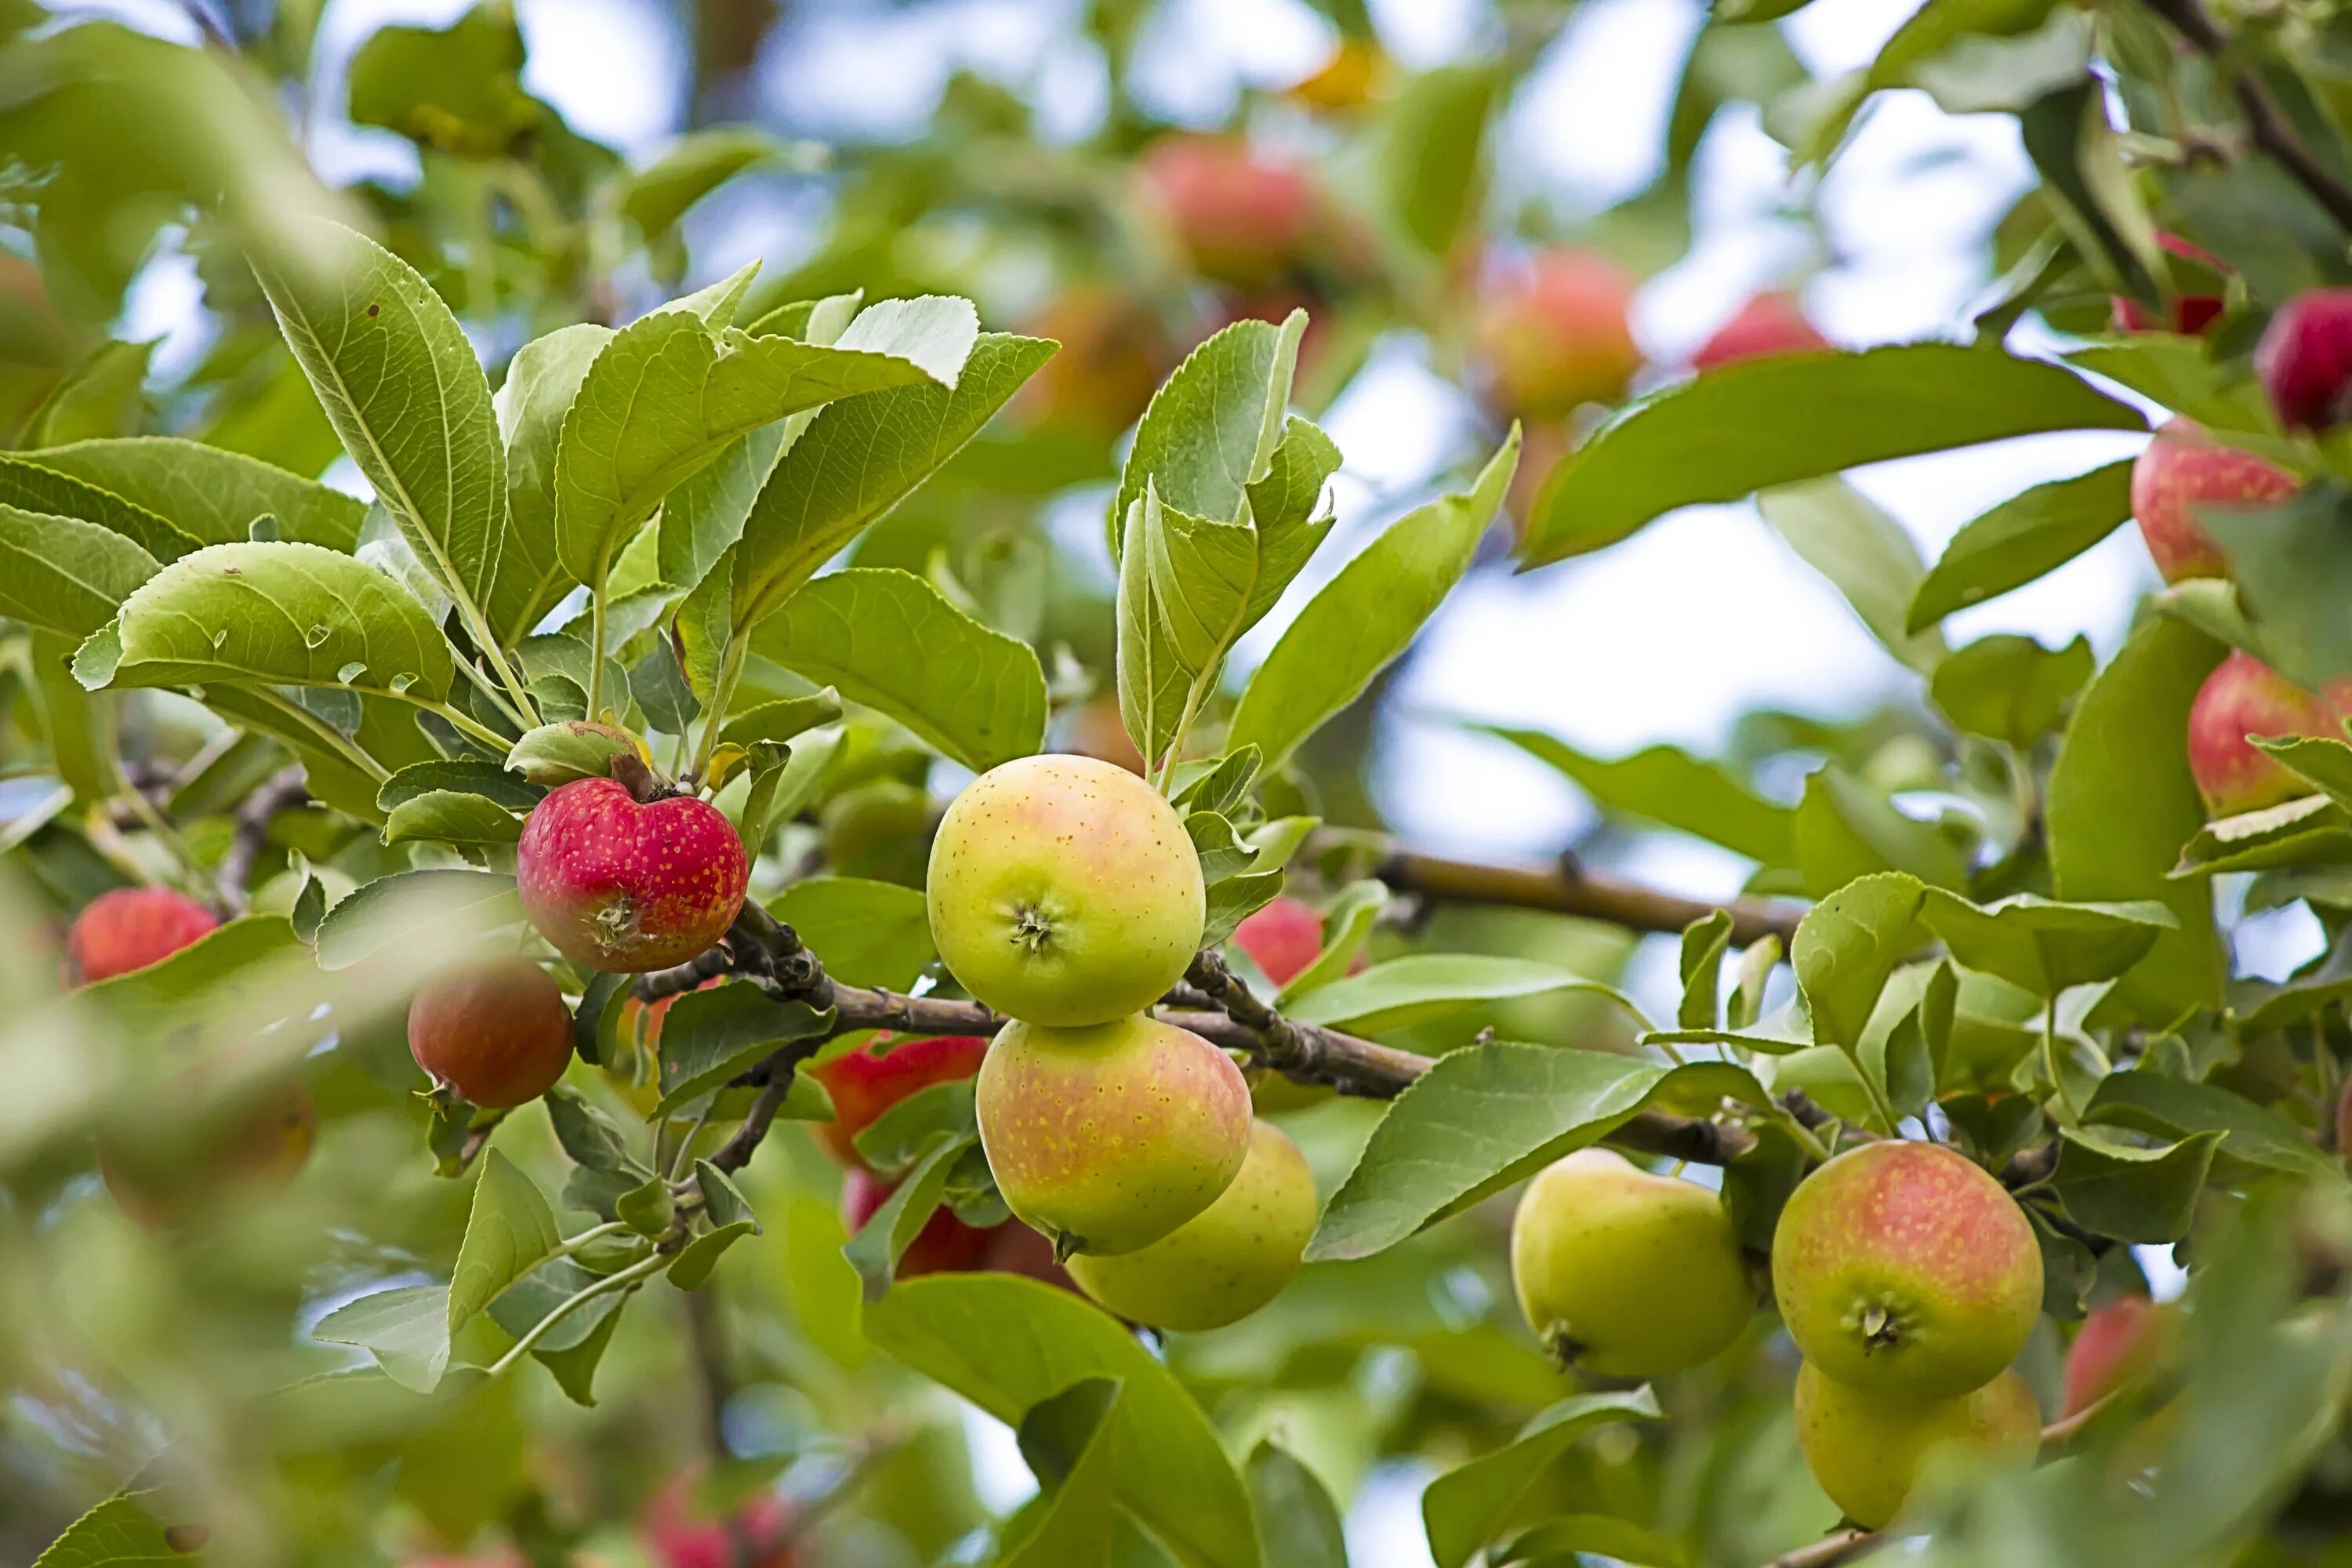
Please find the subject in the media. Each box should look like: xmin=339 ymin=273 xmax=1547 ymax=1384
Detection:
xmin=2119 ymin=252 xmax=2352 ymax=818
xmin=1512 ymin=1139 xmax=2051 ymax=1529
xmin=926 ymin=753 xmax=1319 ymax=1330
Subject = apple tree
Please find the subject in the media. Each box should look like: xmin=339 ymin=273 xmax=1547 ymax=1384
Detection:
xmin=7 ymin=2 xmax=2352 ymax=1566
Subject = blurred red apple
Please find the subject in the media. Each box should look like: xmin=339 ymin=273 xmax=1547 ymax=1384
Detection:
xmin=1690 ymin=291 xmax=1827 ymax=370
xmin=1472 ymin=247 xmax=1642 ymax=419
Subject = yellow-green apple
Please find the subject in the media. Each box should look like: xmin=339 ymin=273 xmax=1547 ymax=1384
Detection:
xmin=1795 ymin=1361 xmax=2039 ymax=1529
xmin=516 ymin=776 xmax=748 ymax=972
xmin=2129 ymin=418 xmax=2298 ymax=583
xmin=406 ymin=954 xmax=575 ymax=1109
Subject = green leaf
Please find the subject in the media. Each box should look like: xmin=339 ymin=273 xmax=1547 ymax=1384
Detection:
xmin=312 ymin=868 xmax=519 ymax=970
xmin=0 ymin=451 xmax=198 ymax=561
xmin=748 ymin=567 xmax=1046 ymax=772
xmin=2172 ymin=796 xmax=2352 ymax=877
xmin=252 ymin=221 xmax=508 ymax=628
xmin=382 ymin=789 xmax=524 ymax=848
xmin=29 ymin=437 xmax=367 ymax=550
xmin=0 ymin=503 xmax=158 ymax=636
xmin=346 ymin=4 xmax=535 ymax=156
xmin=314 ymin=1283 xmax=453 ymax=1393
xmin=1421 ymin=1388 xmax=1664 ymax=1568
xmin=489 ymin=322 xmax=613 ymax=643
xmin=2067 ymin=338 xmax=2276 ymax=436
xmin=1309 ymin=1048 xmax=1768 ymax=1261
xmin=1475 ymin=724 xmax=1794 ymax=864
xmin=2047 ymin=615 xmax=2227 ymax=1020
xmin=1283 ymin=955 xmax=1643 ymax=1033
xmin=731 ymin=333 xmax=1056 ymax=630
xmin=2050 ymin=1128 xmax=2223 ymax=1243
xmin=27 ymin=336 xmax=151 ymax=445
xmin=1230 ymin=430 xmax=1518 ymax=769
xmin=1679 ymin=909 xmax=1734 ymax=1032
xmin=670 ymin=1161 xmax=763 ymax=1290
xmin=1905 ymin=462 xmax=2132 ymax=633
xmin=551 ymin=307 xmax=962 ymax=593
xmin=74 ymin=542 xmax=455 ymax=702
xmin=652 ymin=982 xmax=833 ymax=1116
xmin=1494 ymin=1516 xmax=1686 ymax=1568
xmin=1929 ymin=633 xmax=2095 ymax=744
xmin=377 ymin=758 xmax=543 ymax=812
xmin=506 ymin=720 xmax=640 ymax=787
xmin=2255 ymin=735 xmax=2352 ymax=808
xmin=866 ymin=1274 xmax=1265 ymax=1568
xmin=1791 ymin=764 xmax=1968 ymax=895
xmin=2205 ymin=482 xmax=2352 ymax=693
xmin=1247 ymin=1443 xmax=1348 ymax=1568
xmin=484 ymin=1257 xmax=628 ymax=1404
xmin=1759 ymin=477 xmax=1945 ymax=673
xmin=1112 ymin=313 xmax=1305 ymax=557
xmin=1272 ymin=879 xmax=1387 ymax=1004
xmin=771 ymin=877 xmax=935 ymax=991
xmin=629 ymin=641 xmax=699 ymax=735
xmin=448 ymin=1149 xmax=562 ymax=1338
xmin=78 ymin=915 xmax=301 ymax=1020
xmin=27 ymin=1487 xmax=206 ymax=1567
xmin=2085 ymin=1073 xmax=2328 ymax=1174
xmin=1520 ymin=344 xmax=2143 ymax=564
xmin=999 ymin=1381 xmax=1126 ymax=1566
xmin=854 ymin=1080 xmax=978 ymax=1171
xmin=842 ymin=1132 xmax=969 ymax=1302
xmin=718 ymin=689 xmax=843 ymax=749
xmin=1792 ymin=872 xmax=1928 ymax=1051
xmin=619 ymin=126 xmax=800 ymax=245
xmin=1918 ymin=890 xmax=2174 ymax=996
xmin=1379 ymin=63 xmax=1502 ymax=258
xmin=543 ymin=1085 xmax=641 ymax=1176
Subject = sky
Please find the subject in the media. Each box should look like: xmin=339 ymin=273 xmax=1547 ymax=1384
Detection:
xmin=78 ymin=0 xmax=2248 ymax=1555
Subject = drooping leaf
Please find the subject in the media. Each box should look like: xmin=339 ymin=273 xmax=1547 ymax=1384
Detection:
xmin=448 ymin=1149 xmax=563 ymax=1339
xmin=1918 ymin=890 xmax=2175 ymax=996
xmin=2205 ymin=482 xmax=2352 ymax=694
xmin=314 ymin=1283 xmax=453 ymax=1393
xmin=1905 ymin=461 xmax=2132 ymax=633
xmin=488 ymin=321 xmax=613 ymax=642
xmin=1247 ymin=1442 xmax=1348 ymax=1568
xmin=382 ymin=789 xmax=524 ymax=848
xmin=841 ymin=1133 xmax=969 ymax=1302
xmin=1422 ymin=1389 xmax=1664 ymax=1568
xmin=2050 ymin=1127 xmax=2223 ymax=1242
xmin=2086 ymin=1073 xmax=2331 ymax=1175
xmin=1759 ymin=477 xmax=1945 ymax=673
xmin=669 ymin=1161 xmax=763 ymax=1290
xmin=652 ymin=982 xmax=834 ymax=1115
xmin=1521 ymin=344 xmax=2143 ymax=564
xmin=0 ymin=452 xmax=197 ymax=561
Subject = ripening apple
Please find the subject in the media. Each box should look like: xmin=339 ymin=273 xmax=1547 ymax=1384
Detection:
xmin=2061 ymin=1294 xmax=2169 ymax=1417
xmin=516 ymin=776 xmax=748 ymax=972
xmin=2187 ymin=652 xmax=2352 ymax=818
xmin=927 ymin=754 xmax=1205 ymax=1027
xmin=1137 ymin=134 xmax=1319 ymax=285
xmin=1772 ymin=1141 xmax=2043 ymax=1399
xmin=67 ymin=886 xmax=218 ymax=983
xmin=1067 ymin=1119 xmax=1317 ymax=1330
xmin=840 ymin=1166 xmax=996 ymax=1277
xmin=2257 ymin=288 xmax=2352 ymax=431
xmin=1511 ymin=1147 xmax=1755 ymax=1375
xmin=406 ymin=954 xmax=575 ymax=1109
xmin=1690 ymin=291 xmax=1828 ymax=371
xmin=808 ymin=1032 xmax=991 ymax=1169
xmin=1472 ymin=247 xmax=1642 ymax=420
xmin=2129 ymin=419 xmax=2299 ymax=584
xmin=1795 ymin=1361 xmax=2039 ymax=1530
xmin=975 ymin=1013 xmax=1250 ymax=1256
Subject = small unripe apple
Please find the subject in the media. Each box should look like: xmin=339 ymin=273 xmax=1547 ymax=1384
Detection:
xmin=2187 ymin=651 xmax=2352 ymax=818
xmin=1067 ymin=1118 xmax=1316 ymax=1330
xmin=2257 ymin=289 xmax=2352 ymax=432
xmin=100 ymin=1074 xmax=318 ymax=1228
xmin=976 ymin=1013 xmax=1250 ymax=1257
xmin=1137 ymin=135 xmax=1318 ymax=285
xmin=641 ymin=1475 xmax=797 ymax=1568
xmin=2111 ymin=234 xmax=2227 ymax=336
xmin=2061 ymin=1295 xmax=2168 ymax=1417
xmin=1772 ymin=1141 xmax=2042 ymax=1399
xmin=1511 ymin=1147 xmax=1754 ymax=1375
xmin=1794 ymin=1360 xmax=2039 ymax=1530
xmin=1690 ymin=292 xmax=1828 ymax=371
xmin=2129 ymin=419 xmax=2299 ymax=584
xmin=927 ymin=754 xmax=1204 ymax=1027
xmin=67 ymin=887 xmax=218 ymax=983
xmin=516 ymin=776 xmax=748 ymax=972
xmin=840 ymin=1165 xmax=996 ymax=1276
xmin=406 ymin=955 xmax=575 ymax=1109
xmin=1472 ymin=247 xmax=1642 ymax=420
xmin=808 ymin=1033 xmax=991 ymax=1169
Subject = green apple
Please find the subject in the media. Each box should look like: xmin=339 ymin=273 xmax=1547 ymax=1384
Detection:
xmin=977 ymin=1012 xmax=1250 ymax=1256
xmin=1068 ymin=1118 xmax=1317 ymax=1330
xmin=927 ymin=754 xmax=1205 ymax=1026
xmin=1795 ymin=1360 xmax=2039 ymax=1529
xmin=1773 ymin=1141 xmax=2042 ymax=1399
xmin=1510 ymin=1148 xmax=1755 ymax=1375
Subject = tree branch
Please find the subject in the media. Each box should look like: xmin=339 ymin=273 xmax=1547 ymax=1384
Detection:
xmin=217 ymin=768 xmax=308 ymax=914
xmin=2140 ymin=0 xmax=2352 ymax=232
xmin=1368 ymin=844 xmax=1803 ymax=946
xmin=1762 ymin=1530 xmax=1877 ymax=1568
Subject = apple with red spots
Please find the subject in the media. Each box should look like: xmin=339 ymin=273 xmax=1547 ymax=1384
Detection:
xmin=1772 ymin=1141 xmax=2042 ymax=1399
xmin=2187 ymin=651 xmax=2352 ymax=818
xmin=2129 ymin=418 xmax=2299 ymax=584
xmin=808 ymin=1032 xmax=990 ymax=1168
xmin=406 ymin=954 xmax=574 ymax=1109
xmin=68 ymin=886 xmax=218 ymax=983
xmin=517 ymin=775 xmax=748 ymax=972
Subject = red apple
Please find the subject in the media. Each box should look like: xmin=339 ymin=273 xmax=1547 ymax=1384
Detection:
xmin=2061 ymin=1295 xmax=2167 ymax=1417
xmin=840 ymin=1165 xmax=996 ymax=1276
xmin=68 ymin=887 xmax=218 ymax=983
xmin=516 ymin=777 xmax=748 ymax=973
xmin=2257 ymin=289 xmax=2352 ymax=432
xmin=1690 ymin=291 xmax=1828 ymax=370
xmin=2129 ymin=418 xmax=2300 ymax=583
xmin=2112 ymin=234 xmax=2227 ymax=336
xmin=1472 ymin=247 xmax=1643 ymax=420
xmin=1138 ymin=135 xmax=1319 ymax=285
xmin=2187 ymin=651 xmax=2352 ymax=817
xmin=808 ymin=1032 xmax=991 ymax=1169
xmin=1233 ymin=897 xmax=1325 ymax=988
xmin=407 ymin=955 xmax=575 ymax=1109
xmin=641 ymin=1477 xmax=796 ymax=1568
